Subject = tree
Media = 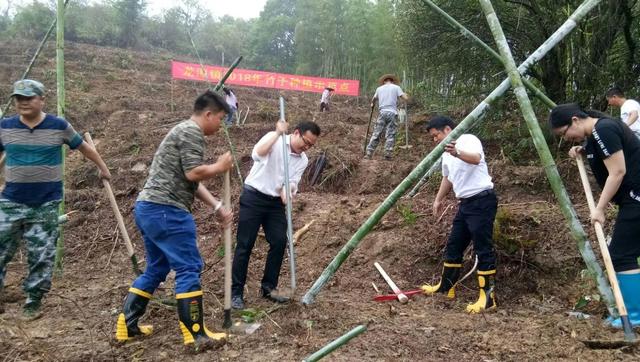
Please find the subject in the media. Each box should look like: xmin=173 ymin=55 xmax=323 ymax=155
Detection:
xmin=112 ymin=0 xmax=146 ymax=48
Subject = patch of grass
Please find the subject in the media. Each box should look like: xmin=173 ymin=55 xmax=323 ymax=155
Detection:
xmin=397 ymin=202 xmax=417 ymax=225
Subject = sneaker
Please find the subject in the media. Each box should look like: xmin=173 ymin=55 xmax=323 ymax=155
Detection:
xmin=231 ymin=295 xmax=245 ymax=310
xmin=261 ymin=288 xmax=290 ymax=303
xmin=384 ymin=154 xmax=392 ymax=160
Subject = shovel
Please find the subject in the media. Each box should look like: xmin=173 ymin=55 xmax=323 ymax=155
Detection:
xmin=279 ymin=96 xmax=296 ymax=297
xmin=576 ymin=155 xmax=638 ymax=348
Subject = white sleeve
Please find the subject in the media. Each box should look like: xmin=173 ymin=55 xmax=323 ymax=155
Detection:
xmin=252 ymin=132 xmax=276 ymax=161
xmin=457 ymin=134 xmax=483 ymax=155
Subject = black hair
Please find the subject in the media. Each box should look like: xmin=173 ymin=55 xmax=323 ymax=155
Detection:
xmin=425 ymin=116 xmax=456 ymax=132
xmin=606 ymin=86 xmax=625 ymax=98
xmin=548 ymin=103 xmax=612 ymax=129
xmin=193 ymin=90 xmax=230 ymax=114
xmin=222 ymin=87 xmax=233 ymax=95
xmin=294 ymin=121 xmax=321 ymax=136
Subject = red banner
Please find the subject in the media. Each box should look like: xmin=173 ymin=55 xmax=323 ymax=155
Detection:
xmin=171 ymin=60 xmax=360 ymax=96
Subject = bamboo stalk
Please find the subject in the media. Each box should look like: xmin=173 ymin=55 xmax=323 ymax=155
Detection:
xmin=302 ymin=325 xmax=367 ymax=362
xmin=301 ymin=0 xmax=612 ymax=308
xmin=279 ymin=96 xmax=296 ymax=293
xmin=54 ymin=0 xmax=66 ymax=273
xmin=0 ymin=0 xmax=70 ymax=118
xmin=479 ymin=0 xmax=615 ymax=316
xmin=407 ymin=158 xmax=441 ymax=197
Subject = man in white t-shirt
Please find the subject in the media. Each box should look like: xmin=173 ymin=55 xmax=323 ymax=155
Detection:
xmin=231 ymin=120 xmax=320 ymax=310
xmin=365 ymin=74 xmax=408 ymax=160
xmin=320 ymin=87 xmax=333 ymax=112
xmin=606 ymin=86 xmax=640 ymax=139
xmin=421 ymin=116 xmax=498 ymax=314
xmin=223 ymin=87 xmax=238 ymax=126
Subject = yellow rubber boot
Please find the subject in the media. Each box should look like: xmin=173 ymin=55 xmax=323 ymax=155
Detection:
xmin=466 ymin=270 xmax=496 ymax=314
xmin=115 ymin=288 xmax=154 ymax=341
xmin=176 ymin=290 xmax=227 ymax=353
xmin=421 ymin=262 xmax=461 ymax=298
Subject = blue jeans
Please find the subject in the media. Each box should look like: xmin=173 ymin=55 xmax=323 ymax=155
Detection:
xmin=131 ymin=201 xmax=203 ymax=294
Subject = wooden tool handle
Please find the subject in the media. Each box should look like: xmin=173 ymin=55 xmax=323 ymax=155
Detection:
xmin=576 ymin=155 xmax=631 ymax=320
xmin=374 ymin=262 xmax=408 ymax=304
xmin=84 ymin=133 xmax=135 ymax=258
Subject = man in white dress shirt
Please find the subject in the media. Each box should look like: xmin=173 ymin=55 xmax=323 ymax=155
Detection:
xmin=231 ymin=120 xmax=320 ymax=309
xmin=421 ymin=116 xmax=498 ymax=314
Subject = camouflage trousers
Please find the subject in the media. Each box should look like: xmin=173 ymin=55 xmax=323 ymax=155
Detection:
xmin=0 ymin=200 xmax=60 ymax=300
xmin=366 ymin=111 xmax=398 ymax=156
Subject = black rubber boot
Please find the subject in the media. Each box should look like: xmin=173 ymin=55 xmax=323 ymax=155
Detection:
xmin=115 ymin=288 xmax=153 ymax=341
xmin=466 ymin=270 xmax=497 ymax=313
xmin=177 ymin=290 xmax=226 ymax=353
xmin=421 ymin=262 xmax=462 ymax=298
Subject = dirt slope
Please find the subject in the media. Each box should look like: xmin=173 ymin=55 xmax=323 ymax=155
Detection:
xmin=0 ymin=40 xmax=637 ymax=361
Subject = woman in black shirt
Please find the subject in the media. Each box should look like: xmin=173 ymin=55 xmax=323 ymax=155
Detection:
xmin=549 ymin=103 xmax=640 ymax=329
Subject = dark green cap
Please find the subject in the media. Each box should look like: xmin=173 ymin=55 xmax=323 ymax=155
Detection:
xmin=11 ymin=79 xmax=45 ymax=97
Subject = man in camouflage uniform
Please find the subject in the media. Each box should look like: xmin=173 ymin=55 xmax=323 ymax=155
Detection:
xmin=0 ymin=79 xmax=111 ymax=319
xmin=115 ymin=90 xmax=234 ymax=353
xmin=365 ymin=74 xmax=408 ymax=160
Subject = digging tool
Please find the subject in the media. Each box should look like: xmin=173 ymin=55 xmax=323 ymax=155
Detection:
xmin=374 ymin=262 xmax=408 ymax=304
xmin=374 ymin=289 xmax=422 ymax=302
xmin=363 ymin=104 xmax=375 ymax=155
xmin=222 ymin=171 xmax=232 ymax=329
xmin=576 ymin=155 xmax=637 ymax=347
xmin=84 ymin=133 xmax=142 ymax=276
xmin=279 ymin=96 xmax=296 ymax=294
xmin=374 ymin=256 xmax=478 ymax=302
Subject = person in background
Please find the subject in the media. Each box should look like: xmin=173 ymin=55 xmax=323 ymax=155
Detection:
xmin=365 ymin=74 xmax=408 ymax=160
xmin=606 ymin=86 xmax=640 ymax=139
xmin=320 ymin=87 xmax=334 ymax=112
xmin=223 ymin=87 xmax=238 ymax=126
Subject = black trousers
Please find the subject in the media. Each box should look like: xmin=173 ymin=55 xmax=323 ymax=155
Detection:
xmin=611 ymin=197 xmax=640 ymax=272
xmin=444 ymin=190 xmax=498 ymax=271
xmin=232 ymin=187 xmax=287 ymax=296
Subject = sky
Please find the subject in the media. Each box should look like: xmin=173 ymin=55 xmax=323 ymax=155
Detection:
xmin=144 ymin=0 xmax=268 ymax=19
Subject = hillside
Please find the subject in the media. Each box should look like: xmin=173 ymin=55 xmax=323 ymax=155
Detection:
xmin=0 ymin=40 xmax=637 ymax=361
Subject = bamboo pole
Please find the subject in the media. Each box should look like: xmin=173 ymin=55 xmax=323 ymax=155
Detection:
xmin=54 ymin=0 xmax=66 ymax=272
xmin=279 ymin=96 xmax=296 ymax=293
xmin=0 ymin=0 xmax=70 ymax=118
xmin=407 ymin=158 xmax=441 ymax=197
xmin=478 ymin=0 xmax=615 ymax=316
xmin=302 ymin=325 xmax=367 ymax=362
xmin=301 ymin=0 xmax=614 ymax=309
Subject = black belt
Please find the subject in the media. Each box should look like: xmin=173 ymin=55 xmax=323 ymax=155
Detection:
xmin=459 ymin=189 xmax=495 ymax=204
xmin=244 ymin=185 xmax=281 ymax=201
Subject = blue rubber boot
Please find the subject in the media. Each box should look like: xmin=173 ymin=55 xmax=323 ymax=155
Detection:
xmin=606 ymin=272 xmax=640 ymax=328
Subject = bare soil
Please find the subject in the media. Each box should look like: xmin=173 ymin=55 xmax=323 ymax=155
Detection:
xmin=0 ymin=40 xmax=638 ymax=361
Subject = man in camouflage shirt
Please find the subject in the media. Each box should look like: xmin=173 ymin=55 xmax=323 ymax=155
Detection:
xmin=115 ymin=90 xmax=233 ymax=353
xmin=0 ymin=79 xmax=111 ymax=319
